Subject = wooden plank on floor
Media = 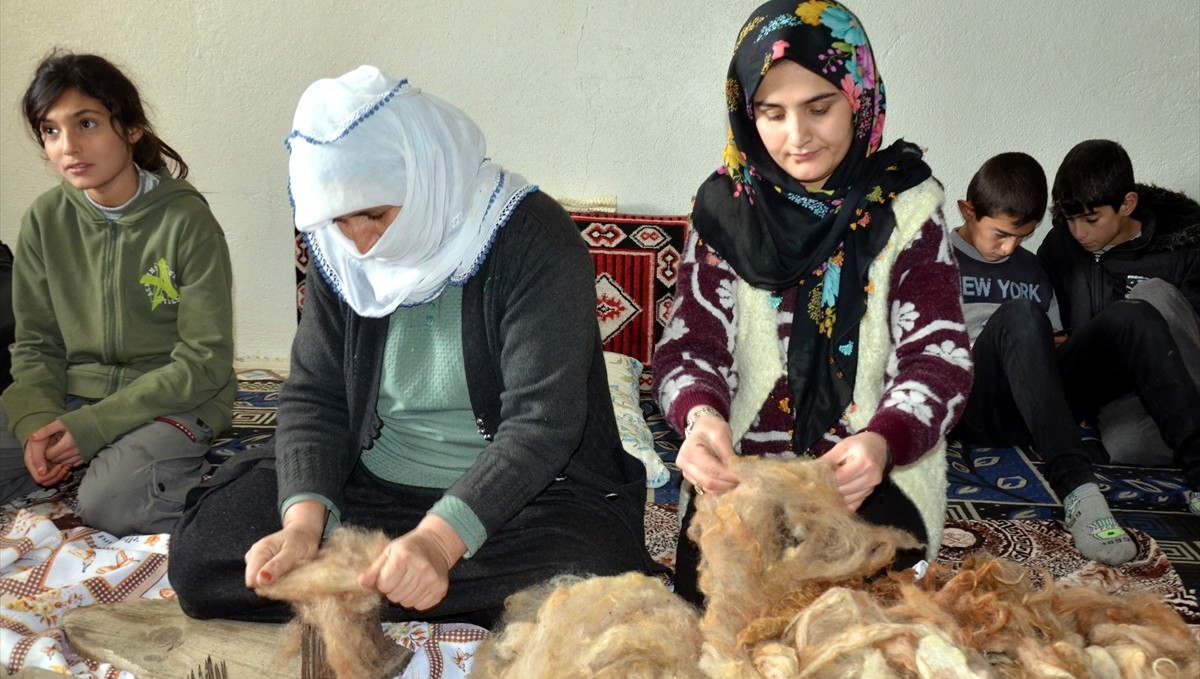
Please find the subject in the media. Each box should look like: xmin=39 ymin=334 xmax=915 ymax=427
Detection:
xmin=64 ymin=599 xmax=298 ymax=679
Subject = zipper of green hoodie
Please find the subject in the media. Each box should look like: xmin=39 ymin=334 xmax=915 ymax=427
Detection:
xmin=104 ymin=218 xmax=121 ymax=395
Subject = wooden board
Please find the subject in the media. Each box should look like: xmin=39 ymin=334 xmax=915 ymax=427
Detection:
xmin=64 ymin=599 xmax=299 ymax=679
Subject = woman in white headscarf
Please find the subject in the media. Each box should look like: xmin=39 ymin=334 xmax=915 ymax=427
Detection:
xmin=170 ymin=66 xmax=655 ymax=627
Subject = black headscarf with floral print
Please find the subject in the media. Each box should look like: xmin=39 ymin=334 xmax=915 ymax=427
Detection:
xmin=691 ymin=0 xmax=932 ymax=453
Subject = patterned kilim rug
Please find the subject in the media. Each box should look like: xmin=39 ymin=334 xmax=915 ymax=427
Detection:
xmin=208 ymin=369 xmax=284 ymax=459
xmin=944 ymin=438 xmax=1200 ymax=601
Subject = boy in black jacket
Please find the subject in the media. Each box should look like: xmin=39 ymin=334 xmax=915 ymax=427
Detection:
xmin=1039 ymin=139 xmax=1200 ymax=516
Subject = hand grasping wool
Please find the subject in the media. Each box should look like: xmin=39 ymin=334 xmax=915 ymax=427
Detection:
xmin=255 ymin=527 xmax=395 ymax=679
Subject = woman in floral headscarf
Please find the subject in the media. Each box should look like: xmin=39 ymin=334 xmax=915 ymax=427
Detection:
xmin=654 ymin=0 xmax=972 ymax=604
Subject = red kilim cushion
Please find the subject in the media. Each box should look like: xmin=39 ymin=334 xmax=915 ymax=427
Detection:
xmin=571 ymin=212 xmax=689 ymax=370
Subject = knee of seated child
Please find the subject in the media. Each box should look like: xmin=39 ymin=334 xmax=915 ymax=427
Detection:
xmin=1107 ymin=296 xmax=1167 ymax=327
xmin=992 ymin=299 xmax=1051 ymax=337
xmin=1127 ymin=277 xmax=1174 ymax=298
xmin=75 ymin=468 xmax=134 ymax=533
xmin=75 ymin=457 xmax=162 ymax=534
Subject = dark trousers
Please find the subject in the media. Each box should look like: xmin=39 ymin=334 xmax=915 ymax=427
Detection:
xmin=672 ymin=475 xmax=927 ymax=607
xmin=1058 ymin=297 xmax=1200 ymax=488
xmin=169 ymin=448 xmax=654 ymax=629
xmin=955 ymin=298 xmax=1200 ymax=494
xmin=954 ymin=300 xmax=1097 ymax=498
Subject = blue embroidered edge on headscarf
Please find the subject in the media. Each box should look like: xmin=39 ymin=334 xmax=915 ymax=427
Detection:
xmin=284 ymin=78 xmax=410 ymax=216
xmin=450 ymin=171 xmax=538 ymax=287
xmin=283 ymin=78 xmax=410 ymax=153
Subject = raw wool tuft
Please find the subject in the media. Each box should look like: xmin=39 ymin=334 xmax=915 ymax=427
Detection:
xmin=692 ymin=456 xmax=920 ymax=677
xmin=810 ymin=555 xmax=1200 ymax=678
xmin=255 ymin=526 xmax=392 ymax=679
xmin=694 ymin=459 xmax=1199 ymax=678
xmin=471 ymin=571 xmax=705 ymax=679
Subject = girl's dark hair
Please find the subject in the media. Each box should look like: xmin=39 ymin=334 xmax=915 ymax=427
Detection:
xmin=22 ymin=51 xmax=188 ymax=179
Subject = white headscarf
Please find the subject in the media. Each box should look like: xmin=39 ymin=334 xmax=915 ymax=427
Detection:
xmin=287 ymin=65 xmax=534 ymax=317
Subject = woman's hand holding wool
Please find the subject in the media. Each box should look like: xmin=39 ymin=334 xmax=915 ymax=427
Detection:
xmin=822 ymin=431 xmax=889 ymax=511
xmin=245 ymin=500 xmax=325 ymax=590
xmin=359 ymin=514 xmax=466 ymax=612
xmin=677 ymin=406 xmax=740 ymax=495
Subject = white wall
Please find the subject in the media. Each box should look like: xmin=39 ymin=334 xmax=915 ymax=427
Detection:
xmin=2 ymin=0 xmax=1197 ymax=365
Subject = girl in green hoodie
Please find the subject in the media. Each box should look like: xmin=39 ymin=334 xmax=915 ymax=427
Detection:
xmin=0 ymin=52 xmax=235 ymax=536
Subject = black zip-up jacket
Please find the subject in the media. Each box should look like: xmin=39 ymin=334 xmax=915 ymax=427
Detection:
xmin=1038 ymin=184 xmax=1200 ymax=331
xmin=276 ymin=190 xmax=647 ymax=546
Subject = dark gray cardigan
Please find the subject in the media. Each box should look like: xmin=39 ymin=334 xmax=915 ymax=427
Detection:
xmin=276 ymin=190 xmax=647 ymax=541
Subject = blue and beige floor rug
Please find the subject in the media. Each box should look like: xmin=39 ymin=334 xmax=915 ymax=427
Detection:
xmin=945 ymin=438 xmax=1200 ymax=601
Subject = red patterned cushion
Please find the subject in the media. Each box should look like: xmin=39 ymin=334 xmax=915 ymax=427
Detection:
xmin=571 ymin=212 xmax=688 ymax=370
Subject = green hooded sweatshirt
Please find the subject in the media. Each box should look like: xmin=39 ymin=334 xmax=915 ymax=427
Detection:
xmin=3 ymin=172 xmax=235 ymax=459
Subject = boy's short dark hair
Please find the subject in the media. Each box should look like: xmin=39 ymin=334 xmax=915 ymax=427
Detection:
xmin=1051 ymin=139 xmax=1135 ymax=219
xmin=966 ymin=152 xmax=1048 ymax=225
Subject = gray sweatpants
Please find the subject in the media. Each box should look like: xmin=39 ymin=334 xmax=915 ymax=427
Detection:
xmin=0 ymin=396 xmax=213 ymax=535
xmin=1095 ymin=279 xmax=1200 ymax=466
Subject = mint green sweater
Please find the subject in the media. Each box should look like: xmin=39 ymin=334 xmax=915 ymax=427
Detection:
xmin=3 ymin=172 xmax=235 ymax=459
